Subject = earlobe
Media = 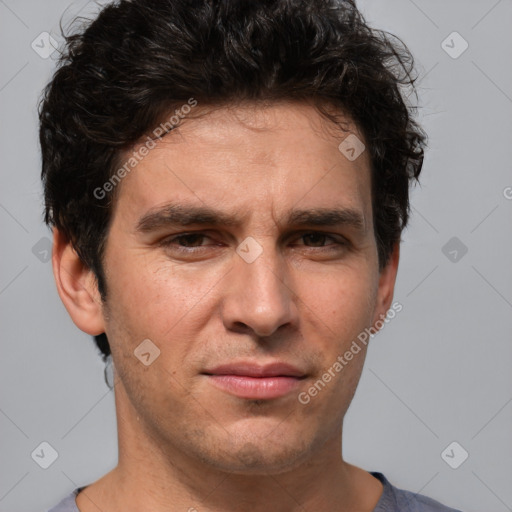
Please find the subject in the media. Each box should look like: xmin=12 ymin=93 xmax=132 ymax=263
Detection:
xmin=372 ymin=242 xmax=400 ymax=327
xmin=51 ymin=228 xmax=106 ymax=336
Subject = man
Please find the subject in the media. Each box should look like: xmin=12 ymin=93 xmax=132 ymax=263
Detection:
xmin=40 ymin=0 xmax=462 ymax=510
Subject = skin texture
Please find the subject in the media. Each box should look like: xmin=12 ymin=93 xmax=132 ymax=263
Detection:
xmin=53 ymin=101 xmax=399 ymax=512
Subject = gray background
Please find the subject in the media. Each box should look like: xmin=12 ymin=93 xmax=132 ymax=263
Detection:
xmin=1 ymin=1 xmax=511 ymax=511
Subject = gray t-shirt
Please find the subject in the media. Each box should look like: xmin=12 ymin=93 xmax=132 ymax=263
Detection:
xmin=45 ymin=472 xmax=463 ymax=511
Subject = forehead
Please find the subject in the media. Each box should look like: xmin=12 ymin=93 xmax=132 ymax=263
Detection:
xmin=111 ymin=101 xmax=373 ymax=231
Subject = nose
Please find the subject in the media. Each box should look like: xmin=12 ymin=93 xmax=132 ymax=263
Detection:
xmin=221 ymin=241 xmax=298 ymax=338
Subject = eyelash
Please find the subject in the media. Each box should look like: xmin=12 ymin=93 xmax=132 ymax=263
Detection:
xmin=159 ymin=231 xmax=347 ymax=254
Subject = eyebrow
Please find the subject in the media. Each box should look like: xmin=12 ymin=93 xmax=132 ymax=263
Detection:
xmin=135 ymin=203 xmax=366 ymax=233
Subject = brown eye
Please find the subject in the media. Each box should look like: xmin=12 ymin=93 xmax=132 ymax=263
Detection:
xmin=302 ymin=233 xmax=329 ymax=247
xmin=173 ymin=234 xmax=207 ymax=247
xmin=295 ymin=232 xmax=347 ymax=249
xmin=159 ymin=232 xmax=216 ymax=254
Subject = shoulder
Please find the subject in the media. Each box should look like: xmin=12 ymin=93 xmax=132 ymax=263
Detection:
xmin=44 ymin=488 xmax=81 ymax=512
xmin=371 ymin=472 xmax=464 ymax=512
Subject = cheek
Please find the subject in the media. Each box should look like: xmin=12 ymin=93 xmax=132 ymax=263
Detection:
xmin=104 ymin=254 xmax=226 ymax=344
xmin=298 ymin=267 xmax=377 ymax=346
xmin=103 ymin=260 xmax=210 ymax=414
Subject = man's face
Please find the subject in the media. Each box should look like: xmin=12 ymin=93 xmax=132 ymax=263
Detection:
xmin=99 ymin=102 xmax=396 ymax=474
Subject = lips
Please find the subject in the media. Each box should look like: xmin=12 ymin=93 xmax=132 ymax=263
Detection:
xmin=204 ymin=362 xmax=306 ymax=378
xmin=202 ymin=362 xmax=307 ymax=400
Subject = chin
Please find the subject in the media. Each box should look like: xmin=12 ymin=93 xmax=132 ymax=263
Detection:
xmin=192 ymin=422 xmax=314 ymax=475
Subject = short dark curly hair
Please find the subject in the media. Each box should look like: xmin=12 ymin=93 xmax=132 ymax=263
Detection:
xmin=39 ymin=0 xmax=426 ymax=360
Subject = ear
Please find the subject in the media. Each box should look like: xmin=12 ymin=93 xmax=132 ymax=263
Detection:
xmin=51 ymin=228 xmax=106 ymax=336
xmin=371 ymin=242 xmax=400 ymax=329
